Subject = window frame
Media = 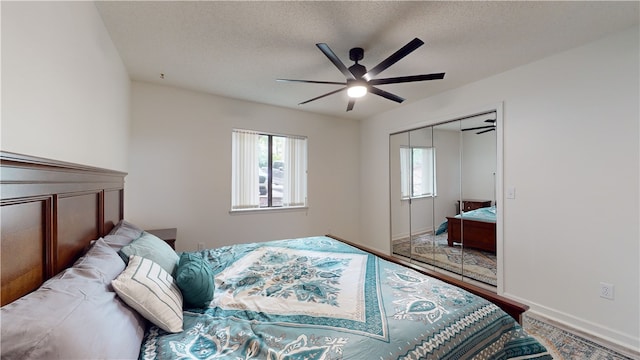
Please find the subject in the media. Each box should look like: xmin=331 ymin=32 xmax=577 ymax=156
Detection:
xmin=400 ymin=145 xmax=437 ymax=200
xmin=231 ymin=129 xmax=308 ymax=213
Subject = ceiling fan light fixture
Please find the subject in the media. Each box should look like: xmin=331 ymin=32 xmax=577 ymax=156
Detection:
xmin=280 ymin=39 xmax=445 ymax=109
xmin=347 ymin=80 xmax=368 ymax=98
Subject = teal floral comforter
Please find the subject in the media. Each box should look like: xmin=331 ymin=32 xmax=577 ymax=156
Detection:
xmin=456 ymin=206 xmax=497 ymax=223
xmin=140 ymin=236 xmax=550 ymax=359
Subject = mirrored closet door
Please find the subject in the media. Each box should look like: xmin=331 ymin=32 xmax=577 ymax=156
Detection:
xmin=390 ymin=111 xmax=498 ymax=287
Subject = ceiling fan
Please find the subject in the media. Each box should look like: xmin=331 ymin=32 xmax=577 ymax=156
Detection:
xmin=277 ymin=38 xmax=445 ymax=112
xmin=462 ymin=119 xmax=496 ymax=134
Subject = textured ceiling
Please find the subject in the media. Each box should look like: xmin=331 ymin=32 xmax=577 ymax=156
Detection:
xmin=95 ymin=1 xmax=639 ymax=120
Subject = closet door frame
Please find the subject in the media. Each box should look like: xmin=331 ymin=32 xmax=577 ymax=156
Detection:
xmin=388 ymin=103 xmax=504 ymax=292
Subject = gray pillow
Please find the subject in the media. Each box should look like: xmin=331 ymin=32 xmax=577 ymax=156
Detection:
xmin=0 ymin=238 xmax=146 ymax=360
xmin=109 ymin=219 xmax=144 ymax=242
xmin=73 ymin=237 xmax=128 ymax=279
xmin=119 ymin=231 xmax=180 ymax=276
xmin=103 ymin=233 xmax=135 ymax=252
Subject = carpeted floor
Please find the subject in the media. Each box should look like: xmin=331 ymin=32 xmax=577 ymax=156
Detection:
xmin=392 ymin=232 xmax=497 ymax=286
xmin=393 ymin=235 xmax=637 ymax=359
xmin=523 ymin=313 xmax=637 ymax=360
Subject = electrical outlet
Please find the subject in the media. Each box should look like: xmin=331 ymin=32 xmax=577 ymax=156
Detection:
xmin=197 ymin=243 xmax=205 ymax=251
xmin=600 ymin=282 xmax=615 ymax=300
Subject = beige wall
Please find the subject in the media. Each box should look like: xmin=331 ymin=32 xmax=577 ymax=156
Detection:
xmin=358 ymin=27 xmax=639 ymax=350
xmin=126 ymin=82 xmax=361 ymax=251
xmin=1 ymin=2 xmax=130 ymax=171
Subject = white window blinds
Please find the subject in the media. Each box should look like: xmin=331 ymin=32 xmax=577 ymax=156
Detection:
xmin=283 ymin=136 xmax=307 ymax=207
xmin=231 ymin=130 xmax=260 ymax=209
xmin=400 ymin=146 xmax=436 ymax=198
xmin=232 ymin=129 xmax=307 ymax=210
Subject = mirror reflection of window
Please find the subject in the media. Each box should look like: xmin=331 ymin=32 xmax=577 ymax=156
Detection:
xmin=400 ymin=146 xmax=437 ymax=198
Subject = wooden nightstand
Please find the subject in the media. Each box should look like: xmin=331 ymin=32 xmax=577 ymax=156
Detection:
xmin=146 ymin=228 xmax=177 ymax=250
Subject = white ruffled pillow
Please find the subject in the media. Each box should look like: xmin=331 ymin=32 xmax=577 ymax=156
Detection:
xmin=112 ymin=255 xmax=183 ymax=333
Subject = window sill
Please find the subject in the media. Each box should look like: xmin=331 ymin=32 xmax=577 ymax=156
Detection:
xmin=230 ymin=206 xmax=308 ymax=214
xmin=401 ymin=195 xmax=436 ymax=201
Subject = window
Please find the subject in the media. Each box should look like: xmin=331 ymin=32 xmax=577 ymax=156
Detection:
xmin=231 ymin=129 xmax=307 ymax=210
xmin=400 ymin=146 xmax=436 ymax=198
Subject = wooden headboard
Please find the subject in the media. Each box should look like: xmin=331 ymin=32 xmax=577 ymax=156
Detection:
xmin=0 ymin=151 xmax=127 ymax=306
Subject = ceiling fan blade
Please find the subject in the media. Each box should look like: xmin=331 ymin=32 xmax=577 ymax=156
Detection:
xmin=298 ymin=87 xmax=346 ymax=105
xmin=462 ymin=125 xmax=496 ymax=131
xmin=363 ymin=38 xmax=424 ymax=80
xmin=476 ymin=128 xmax=496 ymax=134
xmin=368 ymin=72 xmax=445 ymax=85
xmin=369 ymin=86 xmax=405 ymax=103
xmin=346 ymin=99 xmax=356 ymax=112
xmin=316 ymin=43 xmax=356 ymax=80
xmin=277 ymin=79 xmax=346 ymax=85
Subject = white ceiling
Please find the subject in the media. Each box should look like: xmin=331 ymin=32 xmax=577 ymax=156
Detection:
xmin=95 ymin=1 xmax=639 ymax=121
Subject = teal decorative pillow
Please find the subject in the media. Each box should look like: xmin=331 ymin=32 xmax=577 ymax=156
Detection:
xmin=435 ymin=220 xmax=448 ymax=235
xmin=175 ymin=252 xmax=215 ymax=308
xmin=118 ymin=232 xmax=179 ymax=276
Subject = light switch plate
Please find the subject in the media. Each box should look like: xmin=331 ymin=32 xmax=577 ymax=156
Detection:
xmin=506 ymin=187 xmax=516 ymax=199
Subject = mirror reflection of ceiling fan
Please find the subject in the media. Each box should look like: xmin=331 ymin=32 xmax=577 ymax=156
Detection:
xmin=462 ymin=119 xmax=496 ymax=134
xmin=277 ymin=38 xmax=445 ymax=112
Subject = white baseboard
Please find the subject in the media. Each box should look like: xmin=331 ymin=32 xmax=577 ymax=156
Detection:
xmin=391 ymin=227 xmax=434 ymax=242
xmin=505 ymin=292 xmax=640 ymax=357
xmin=391 ymin=232 xmax=409 ymax=242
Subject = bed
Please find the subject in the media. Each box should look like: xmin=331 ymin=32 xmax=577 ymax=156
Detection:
xmin=0 ymin=151 xmax=550 ymax=359
xmin=447 ymin=206 xmax=497 ymax=253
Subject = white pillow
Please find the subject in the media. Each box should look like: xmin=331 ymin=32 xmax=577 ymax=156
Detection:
xmin=112 ymin=255 xmax=183 ymax=333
